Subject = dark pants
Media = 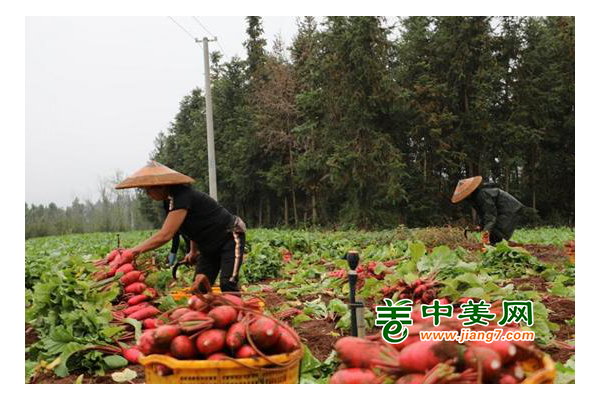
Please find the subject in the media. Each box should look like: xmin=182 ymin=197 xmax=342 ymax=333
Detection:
xmin=195 ymin=232 xmax=246 ymax=292
xmin=489 ymin=209 xmax=523 ymax=245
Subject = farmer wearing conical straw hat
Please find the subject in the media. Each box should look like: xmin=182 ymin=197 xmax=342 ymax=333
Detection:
xmin=116 ymin=161 xmax=247 ymax=292
xmin=451 ymin=176 xmax=524 ymax=245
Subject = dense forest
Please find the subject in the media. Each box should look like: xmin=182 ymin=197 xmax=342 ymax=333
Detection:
xmin=26 ymin=16 xmax=575 ymax=238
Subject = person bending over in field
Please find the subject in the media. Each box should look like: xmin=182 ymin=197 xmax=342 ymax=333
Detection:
xmin=116 ymin=161 xmax=247 ymax=292
xmin=451 ymin=176 xmax=524 ymax=245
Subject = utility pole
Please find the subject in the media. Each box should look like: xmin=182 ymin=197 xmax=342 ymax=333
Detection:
xmin=199 ymin=37 xmax=218 ymax=201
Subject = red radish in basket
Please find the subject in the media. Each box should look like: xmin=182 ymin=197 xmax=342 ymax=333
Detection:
xmin=196 ymin=329 xmax=227 ymax=356
xmin=249 ymin=316 xmax=281 ymax=350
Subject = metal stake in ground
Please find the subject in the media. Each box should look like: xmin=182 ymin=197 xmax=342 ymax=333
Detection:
xmin=345 ymin=250 xmax=365 ymax=337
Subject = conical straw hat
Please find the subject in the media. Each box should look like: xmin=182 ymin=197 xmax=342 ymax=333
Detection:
xmin=115 ymin=161 xmax=195 ymax=189
xmin=451 ymin=176 xmax=482 ymax=204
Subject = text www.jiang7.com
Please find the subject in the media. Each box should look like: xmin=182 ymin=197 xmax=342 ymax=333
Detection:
xmin=419 ymin=328 xmax=535 ymax=343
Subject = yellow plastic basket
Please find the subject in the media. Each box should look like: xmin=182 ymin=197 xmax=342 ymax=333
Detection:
xmin=521 ymin=354 xmax=556 ymax=384
xmin=139 ymin=349 xmax=302 ymax=384
xmin=170 ymin=286 xmax=221 ymax=301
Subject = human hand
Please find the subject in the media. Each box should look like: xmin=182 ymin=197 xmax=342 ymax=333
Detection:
xmin=184 ymin=250 xmax=199 ymax=264
xmin=481 ymin=231 xmax=490 ymax=245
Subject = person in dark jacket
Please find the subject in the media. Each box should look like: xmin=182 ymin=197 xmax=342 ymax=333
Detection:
xmin=451 ymin=176 xmax=524 ymax=245
xmin=115 ymin=161 xmax=247 ymax=292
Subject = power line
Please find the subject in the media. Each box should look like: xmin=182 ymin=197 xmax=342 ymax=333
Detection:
xmin=168 ymin=16 xmax=198 ymax=42
xmin=192 ymin=16 xmax=214 ymax=37
xmin=192 ymin=16 xmax=228 ymax=57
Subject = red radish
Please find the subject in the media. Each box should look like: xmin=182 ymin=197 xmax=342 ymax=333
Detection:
xmin=249 ymin=316 xmax=281 ymax=350
xmin=395 ymin=374 xmax=426 ymax=384
xmin=411 ymin=279 xmax=423 ymax=289
xmin=125 ymin=282 xmax=147 ymax=295
xmin=178 ymin=311 xmax=208 ymax=322
xmin=121 ymin=271 xmax=143 ymax=286
xmin=398 ymin=341 xmax=459 ymax=373
xmin=129 ymin=306 xmax=160 ymax=321
xmin=499 ymin=374 xmax=518 ymax=384
xmin=123 ymin=302 xmax=149 ymax=316
xmin=387 ymin=334 xmax=420 ymax=352
xmin=128 ymin=294 xmax=149 ymax=306
xmin=413 ymin=285 xmax=427 ymax=298
xmin=235 ymin=345 xmax=258 ymax=358
xmin=220 ymin=294 xmax=244 ymax=308
xmin=195 ymin=329 xmax=227 ymax=356
xmin=335 ymin=337 xmax=400 ymax=370
xmin=122 ymin=346 xmax=142 ymax=364
xmin=468 ymin=340 xmax=516 ymax=364
xmin=154 ymin=325 xmax=181 ymax=346
xmin=116 ymin=263 xmax=135 ymax=276
xmin=170 ymin=308 xmax=193 ymax=321
xmin=329 ymin=368 xmax=378 ymax=384
xmin=271 ymin=328 xmax=300 ymax=354
xmin=207 ymin=352 xmax=229 ymax=361
xmin=119 ymin=250 xmax=134 ymax=265
xmin=109 ymin=255 xmax=121 ymax=269
xmin=438 ymin=298 xmax=451 ymax=305
xmin=188 ymin=295 xmax=209 ymax=312
xmin=170 ymin=335 xmax=198 ymax=359
xmin=225 ymin=322 xmax=246 ymax=353
xmin=107 ymin=249 xmax=120 ymax=262
xmin=138 ymin=273 xmax=145 ymax=282
xmin=208 ymin=306 xmax=238 ymax=329
xmin=464 ymin=347 xmax=502 ymax=380
xmin=143 ymin=318 xmax=164 ymax=329
xmin=137 ymin=330 xmax=156 ymax=355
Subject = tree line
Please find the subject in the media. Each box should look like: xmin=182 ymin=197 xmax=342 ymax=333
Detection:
xmin=26 ymin=16 xmax=574 ymax=238
xmin=145 ymin=16 xmax=574 ymax=229
xmin=25 ymin=175 xmax=154 ymax=239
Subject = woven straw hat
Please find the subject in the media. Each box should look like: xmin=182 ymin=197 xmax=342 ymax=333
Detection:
xmin=451 ymin=176 xmax=483 ymax=204
xmin=115 ymin=161 xmax=195 ymax=189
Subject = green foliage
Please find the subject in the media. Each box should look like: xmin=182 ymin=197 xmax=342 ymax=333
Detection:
xmin=555 ymin=355 xmax=575 ymax=384
xmin=480 ymin=241 xmax=546 ymax=278
xmin=299 ymin=346 xmax=340 ymax=384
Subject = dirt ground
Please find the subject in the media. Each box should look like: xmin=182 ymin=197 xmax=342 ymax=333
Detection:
xmin=541 ymin=295 xmax=575 ymax=363
xmin=508 ymin=242 xmax=569 ymax=265
xmin=295 ymin=319 xmax=338 ymax=361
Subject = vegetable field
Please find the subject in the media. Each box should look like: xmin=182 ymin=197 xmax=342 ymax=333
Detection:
xmin=25 ymin=227 xmax=575 ymax=384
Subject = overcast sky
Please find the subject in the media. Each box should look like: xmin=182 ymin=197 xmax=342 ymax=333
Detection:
xmin=25 ymin=16 xmax=302 ymax=207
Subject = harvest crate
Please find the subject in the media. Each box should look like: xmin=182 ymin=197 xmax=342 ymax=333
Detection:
xmin=521 ymin=354 xmax=555 ymax=384
xmin=170 ymin=286 xmax=221 ymax=300
xmin=139 ymin=349 xmax=302 ymax=384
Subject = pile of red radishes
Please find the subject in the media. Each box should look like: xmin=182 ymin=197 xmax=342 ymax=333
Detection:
xmin=330 ymin=307 xmax=541 ymax=384
xmin=381 ymin=277 xmax=445 ymax=305
xmin=126 ymin=292 xmax=301 ymax=375
xmin=329 ymin=260 xmax=398 ymax=285
xmin=95 ymin=248 xmax=160 ymax=321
